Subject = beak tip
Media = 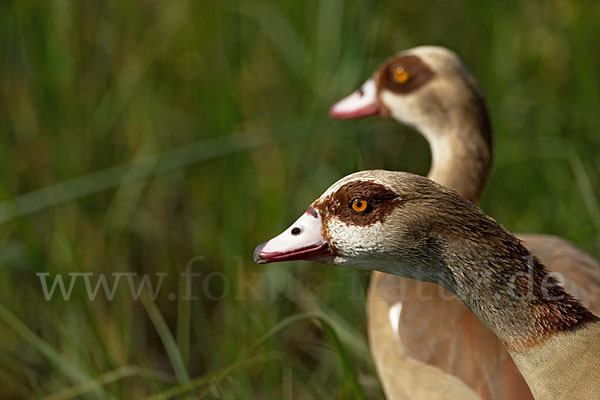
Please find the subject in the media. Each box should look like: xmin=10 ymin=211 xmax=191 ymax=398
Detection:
xmin=329 ymin=105 xmax=342 ymax=119
xmin=253 ymin=242 xmax=268 ymax=264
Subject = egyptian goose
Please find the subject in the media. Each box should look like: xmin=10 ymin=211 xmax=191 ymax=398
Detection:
xmin=254 ymin=170 xmax=600 ymax=400
xmin=328 ymin=46 xmax=600 ymax=399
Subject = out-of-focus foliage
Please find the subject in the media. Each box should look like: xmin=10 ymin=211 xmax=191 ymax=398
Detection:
xmin=0 ymin=0 xmax=598 ymax=398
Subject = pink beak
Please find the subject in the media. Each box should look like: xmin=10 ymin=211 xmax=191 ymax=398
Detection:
xmin=254 ymin=207 xmax=332 ymax=264
xmin=329 ymin=79 xmax=379 ymax=119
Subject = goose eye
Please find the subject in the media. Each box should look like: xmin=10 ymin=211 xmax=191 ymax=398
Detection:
xmin=351 ymin=198 xmax=369 ymax=213
xmin=392 ymin=66 xmax=409 ymax=83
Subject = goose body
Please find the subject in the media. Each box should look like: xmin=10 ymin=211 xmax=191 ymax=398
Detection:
xmin=329 ymin=46 xmax=600 ymax=399
xmin=255 ymin=170 xmax=600 ymax=400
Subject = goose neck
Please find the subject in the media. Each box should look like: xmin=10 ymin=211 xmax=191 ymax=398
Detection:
xmin=422 ymin=111 xmax=492 ymax=204
xmin=437 ymin=235 xmax=596 ymax=352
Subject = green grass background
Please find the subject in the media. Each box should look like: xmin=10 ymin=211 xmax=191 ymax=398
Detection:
xmin=1 ymin=0 xmax=599 ymax=398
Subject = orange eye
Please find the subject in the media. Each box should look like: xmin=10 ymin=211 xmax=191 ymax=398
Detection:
xmin=392 ymin=66 xmax=409 ymax=83
xmin=351 ymin=198 xmax=369 ymax=213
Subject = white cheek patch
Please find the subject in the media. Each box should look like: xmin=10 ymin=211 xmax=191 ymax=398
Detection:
xmin=380 ymin=90 xmax=421 ymax=128
xmin=329 ymin=79 xmax=378 ymax=118
xmin=327 ymin=217 xmax=386 ymax=258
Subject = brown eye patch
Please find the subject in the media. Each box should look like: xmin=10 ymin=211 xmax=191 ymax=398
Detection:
xmin=314 ymin=181 xmax=402 ymax=227
xmin=376 ymin=54 xmax=435 ymax=95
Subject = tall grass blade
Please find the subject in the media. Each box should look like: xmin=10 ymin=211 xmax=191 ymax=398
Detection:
xmin=141 ymin=295 xmax=190 ymax=384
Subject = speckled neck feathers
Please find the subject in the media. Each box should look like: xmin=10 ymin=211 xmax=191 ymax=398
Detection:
xmin=431 ymin=196 xmax=596 ymax=350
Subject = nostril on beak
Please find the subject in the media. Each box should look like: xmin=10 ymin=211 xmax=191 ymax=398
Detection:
xmin=291 ymin=227 xmax=301 ymax=236
xmin=357 ymin=88 xmax=364 ymax=96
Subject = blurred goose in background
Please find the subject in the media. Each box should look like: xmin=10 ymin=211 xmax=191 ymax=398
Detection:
xmin=329 ymin=46 xmax=600 ymax=399
xmin=255 ymin=170 xmax=600 ymax=400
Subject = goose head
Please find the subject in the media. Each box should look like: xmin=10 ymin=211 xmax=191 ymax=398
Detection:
xmin=330 ymin=46 xmax=492 ymax=203
xmin=330 ymin=46 xmax=488 ymax=136
xmin=254 ymin=170 xmax=595 ymax=349
xmin=254 ymin=170 xmax=486 ymax=286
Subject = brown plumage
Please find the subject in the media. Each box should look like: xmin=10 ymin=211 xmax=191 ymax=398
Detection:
xmin=329 ymin=46 xmax=600 ymax=399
